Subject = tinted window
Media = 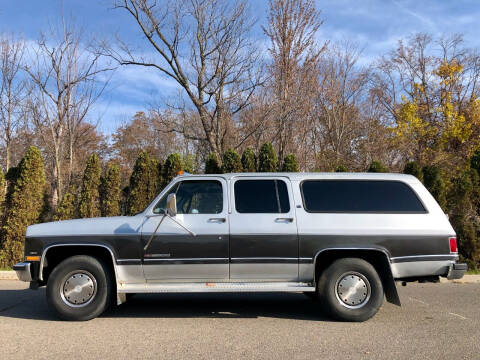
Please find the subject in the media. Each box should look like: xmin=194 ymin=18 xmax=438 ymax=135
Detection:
xmin=153 ymin=180 xmax=223 ymax=214
xmin=235 ymin=180 xmax=290 ymax=213
xmin=301 ymin=180 xmax=426 ymax=213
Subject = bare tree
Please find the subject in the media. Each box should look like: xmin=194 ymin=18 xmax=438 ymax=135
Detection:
xmin=25 ymin=20 xmax=113 ymax=207
xmin=0 ymin=34 xmax=28 ymax=172
xmin=104 ymin=0 xmax=262 ymax=159
xmin=264 ymin=0 xmax=325 ymax=164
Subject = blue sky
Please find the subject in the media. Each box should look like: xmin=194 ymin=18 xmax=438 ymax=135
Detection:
xmin=1 ymin=0 xmax=480 ymax=134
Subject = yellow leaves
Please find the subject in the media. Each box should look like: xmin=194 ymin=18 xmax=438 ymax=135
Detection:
xmin=435 ymin=59 xmax=463 ymax=86
xmin=393 ymin=100 xmax=434 ymax=140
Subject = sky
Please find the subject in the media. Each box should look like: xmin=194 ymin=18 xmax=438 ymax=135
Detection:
xmin=1 ymin=0 xmax=480 ymax=135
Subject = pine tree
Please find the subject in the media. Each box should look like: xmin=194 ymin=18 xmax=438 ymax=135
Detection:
xmin=241 ymin=147 xmax=256 ymax=172
xmin=422 ymin=165 xmax=447 ymax=210
xmin=183 ymin=154 xmax=196 ymax=174
xmin=78 ymin=154 xmax=102 ymax=218
xmin=335 ymin=165 xmax=347 ymax=172
xmin=163 ymin=153 xmax=183 ymax=186
xmin=127 ymin=151 xmax=153 ymax=215
xmin=0 ymin=146 xmax=45 ymax=267
xmin=205 ymin=152 xmax=221 ymax=174
xmin=222 ymin=148 xmax=242 ymax=173
xmin=100 ymin=163 xmax=122 ymax=217
xmin=281 ymin=154 xmax=299 ymax=172
xmin=367 ymin=160 xmax=388 ymax=173
xmin=403 ymin=161 xmax=423 ymax=181
xmin=258 ymin=142 xmax=277 ymax=172
xmin=54 ymin=187 xmax=77 ymax=221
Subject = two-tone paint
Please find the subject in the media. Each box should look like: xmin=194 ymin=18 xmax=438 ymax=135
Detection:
xmin=19 ymin=172 xmax=462 ymax=299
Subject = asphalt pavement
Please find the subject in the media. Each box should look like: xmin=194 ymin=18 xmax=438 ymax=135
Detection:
xmin=0 ymin=280 xmax=479 ymax=360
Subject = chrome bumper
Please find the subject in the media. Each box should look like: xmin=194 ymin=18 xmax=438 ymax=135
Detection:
xmin=447 ymin=262 xmax=467 ymax=280
xmin=13 ymin=262 xmax=32 ymax=282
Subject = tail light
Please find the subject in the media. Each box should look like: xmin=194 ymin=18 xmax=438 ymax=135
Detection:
xmin=449 ymin=237 xmax=458 ymax=253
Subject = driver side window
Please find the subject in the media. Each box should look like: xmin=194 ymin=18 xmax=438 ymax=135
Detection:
xmin=153 ymin=180 xmax=223 ymax=214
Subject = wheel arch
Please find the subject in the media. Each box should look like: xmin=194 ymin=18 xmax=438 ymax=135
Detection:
xmin=40 ymin=243 xmax=118 ymax=286
xmin=313 ymin=247 xmax=401 ymax=306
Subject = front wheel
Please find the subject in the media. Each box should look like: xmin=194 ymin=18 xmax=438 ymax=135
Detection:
xmin=46 ymin=255 xmax=114 ymax=321
xmin=317 ymin=258 xmax=384 ymax=322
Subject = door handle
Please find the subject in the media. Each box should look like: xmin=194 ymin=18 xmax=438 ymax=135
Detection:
xmin=275 ymin=217 xmax=294 ymax=223
xmin=208 ymin=217 xmax=226 ymax=223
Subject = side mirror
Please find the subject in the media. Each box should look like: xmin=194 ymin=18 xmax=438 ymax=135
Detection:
xmin=166 ymin=193 xmax=177 ymax=216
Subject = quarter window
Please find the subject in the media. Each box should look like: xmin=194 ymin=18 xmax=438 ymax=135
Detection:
xmin=234 ymin=179 xmax=290 ymax=213
xmin=301 ymin=180 xmax=426 ymax=213
xmin=153 ymin=180 xmax=223 ymax=214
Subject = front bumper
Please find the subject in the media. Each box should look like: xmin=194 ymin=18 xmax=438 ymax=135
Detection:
xmin=447 ymin=262 xmax=467 ymax=280
xmin=13 ymin=262 xmax=32 ymax=282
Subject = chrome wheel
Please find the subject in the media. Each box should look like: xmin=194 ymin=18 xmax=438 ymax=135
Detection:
xmin=60 ymin=271 xmax=97 ymax=308
xmin=335 ymin=272 xmax=371 ymax=309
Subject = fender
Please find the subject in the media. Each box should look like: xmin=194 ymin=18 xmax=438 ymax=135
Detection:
xmin=313 ymin=247 xmax=401 ymax=306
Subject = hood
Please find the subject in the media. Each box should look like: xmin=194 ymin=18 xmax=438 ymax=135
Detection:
xmin=26 ymin=216 xmax=145 ymax=238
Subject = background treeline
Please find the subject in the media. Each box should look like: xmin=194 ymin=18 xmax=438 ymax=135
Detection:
xmin=1 ymin=0 xmax=480 ymax=269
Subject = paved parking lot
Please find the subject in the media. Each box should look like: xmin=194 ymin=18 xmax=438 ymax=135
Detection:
xmin=0 ymin=280 xmax=479 ymax=360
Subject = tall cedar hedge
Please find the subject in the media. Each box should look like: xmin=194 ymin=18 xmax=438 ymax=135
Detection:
xmin=403 ymin=161 xmax=423 ymax=181
xmin=258 ymin=142 xmax=277 ymax=172
xmin=422 ymin=165 xmax=447 ymax=210
xmin=78 ymin=154 xmax=102 ymax=218
xmin=0 ymin=167 xmax=5 ymax=218
xmin=100 ymin=163 xmax=122 ymax=217
xmin=127 ymin=151 xmax=160 ymax=215
xmin=222 ymin=148 xmax=243 ymax=173
xmin=205 ymin=152 xmax=221 ymax=174
xmin=163 ymin=153 xmax=183 ymax=186
xmin=0 ymin=146 xmax=45 ymax=267
xmin=335 ymin=165 xmax=347 ymax=172
xmin=54 ymin=187 xmax=76 ymax=221
xmin=281 ymin=154 xmax=299 ymax=172
xmin=367 ymin=160 xmax=388 ymax=173
xmin=241 ymin=147 xmax=256 ymax=172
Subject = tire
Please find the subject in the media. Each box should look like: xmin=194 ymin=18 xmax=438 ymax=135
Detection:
xmin=317 ymin=258 xmax=384 ymax=322
xmin=46 ymin=255 xmax=114 ymax=321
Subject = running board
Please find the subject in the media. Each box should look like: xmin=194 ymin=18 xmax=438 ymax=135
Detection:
xmin=118 ymin=282 xmax=315 ymax=293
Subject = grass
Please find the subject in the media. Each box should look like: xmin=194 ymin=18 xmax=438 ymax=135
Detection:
xmin=466 ymin=269 xmax=480 ymax=275
xmin=0 ymin=267 xmax=12 ymax=271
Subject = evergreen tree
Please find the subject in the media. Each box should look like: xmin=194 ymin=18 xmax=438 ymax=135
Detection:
xmin=422 ymin=165 xmax=447 ymax=210
xmin=222 ymin=148 xmax=242 ymax=173
xmin=0 ymin=168 xmax=5 ymax=219
xmin=241 ymin=147 xmax=256 ymax=172
xmin=163 ymin=153 xmax=183 ymax=186
xmin=148 ymin=157 xmax=161 ymax=199
xmin=367 ymin=160 xmax=388 ymax=173
xmin=78 ymin=154 xmax=102 ymax=218
xmin=0 ymin=146 xmax=45 ymax=267
xmin=183 ymin=154 xmax=196 ymax=174
xmin=205 ymin=152 xmax=221 ymax=174
xmin=403 ymin=161 xmax=423 ymax=181
xmin=470 ymin=149 xmax=480 ymax=174
xmin=128 ymin=151 xmax=154 ymax=215
xmin=54 ymin=187 xmax=77 ymax=221
xmin=258 ymin=142 xmax=277 ymax=172
xmin=281 ymin=154 xmax=299 ymax=172
xmin=335 ymin=165 xmax=347 ymax=172
xmin=100 ymin=163 xmax=122 ymax=217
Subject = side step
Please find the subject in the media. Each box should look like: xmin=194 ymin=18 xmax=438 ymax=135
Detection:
xmin=118 ymin=282 xmax=315 ymax=293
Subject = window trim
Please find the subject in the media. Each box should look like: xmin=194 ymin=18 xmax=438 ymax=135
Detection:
xmin=232 ymin=177 xmax=292 ymax=214
xmin=152 ymin=179 xmax=225 ymax=215
xmin=299 ymin=179 xmax=428 ymax=214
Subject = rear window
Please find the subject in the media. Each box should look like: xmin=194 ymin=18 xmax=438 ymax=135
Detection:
xmin=234 ymin=179 xmax=290 ymax=213
xmin=301 ymin=180 xmax=426 ymax=213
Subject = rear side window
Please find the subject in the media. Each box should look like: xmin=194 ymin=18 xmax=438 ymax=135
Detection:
xmin=301 ymin=180 xmax=426 ymax=213
xmin=235 ymin=180 xmax=290 ymax=213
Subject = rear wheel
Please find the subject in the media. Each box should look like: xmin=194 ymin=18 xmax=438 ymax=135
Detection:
xmin=317 ymin=258 xmax=383 ymax=322
xmin=46 ymin=255 xmax=114 ymax=321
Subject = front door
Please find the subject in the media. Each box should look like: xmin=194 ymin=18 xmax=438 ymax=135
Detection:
xmin=229 ymin=177 xmax=299 ymax=280
xmin=142 ymin=177 xmax=229 ymax=281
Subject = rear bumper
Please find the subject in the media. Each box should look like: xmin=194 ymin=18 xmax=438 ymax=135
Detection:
xmin=13 ymin=262 xmax=32 ymax=282
xmin=447 ymin=262 xmax=467 ymax=280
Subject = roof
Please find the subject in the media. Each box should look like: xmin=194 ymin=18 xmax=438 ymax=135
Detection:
xmin=176 ymin=172 xmax=420 ymax=184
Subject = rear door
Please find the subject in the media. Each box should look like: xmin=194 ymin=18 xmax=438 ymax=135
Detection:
xmin=229 ymin=176 xmax=299 ymax=280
